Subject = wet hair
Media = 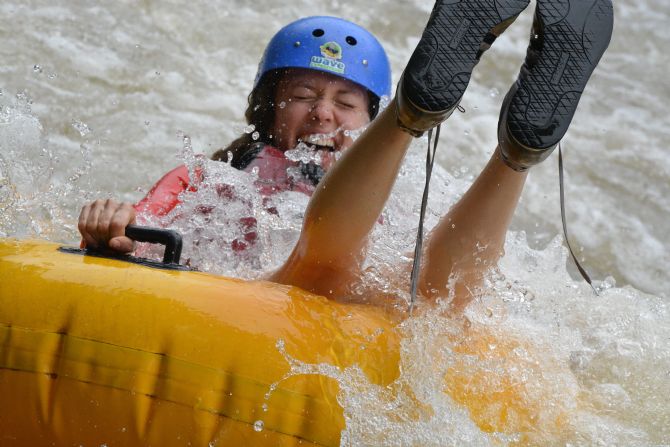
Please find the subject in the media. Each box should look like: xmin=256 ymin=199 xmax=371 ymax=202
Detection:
xmin=211 ymin=69 xmax=381 ymax=169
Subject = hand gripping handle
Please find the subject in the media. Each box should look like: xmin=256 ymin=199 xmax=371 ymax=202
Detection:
xmin=125 ymin=225 xmax=183 ymax=265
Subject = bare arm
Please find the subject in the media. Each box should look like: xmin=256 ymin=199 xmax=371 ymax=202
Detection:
xmin=270 ymin=105 xmax=413 ymax=297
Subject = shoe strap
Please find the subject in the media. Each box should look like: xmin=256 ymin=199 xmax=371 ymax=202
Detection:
xmin=409 ymin=125 xmax=441 ymax=312
xmin=559 ymin=144 xmax=599 ymax=295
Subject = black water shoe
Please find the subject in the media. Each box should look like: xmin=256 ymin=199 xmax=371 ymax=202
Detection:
xmin=397 ymin=0 xmax=530 ymax=136
xmin=498 ymin=0 xmax=614 ymax=170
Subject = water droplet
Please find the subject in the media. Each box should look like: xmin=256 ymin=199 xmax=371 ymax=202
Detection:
xmin=155 ymin=71 xmax=161 ymax=76
xmin=464 ymin=129 xmax=470 ymax=136
xmin=362 ymin=59 xmax=368 ymax=66
xmin=244 ymin=124 xmax=256 ymax=134
xmin=488 ymin=88 xmax=499 ymax=98
xmin=262 ymin=403 xmax=268 ymax=412
xmin=33 ymin=64 xmax=43 ymax=73
xmin=279 ymin=101 xmax=286 ymax=109
xmin=16 ymin=91 xmax=31 ymax=105
xmin=252 ymin=131 xmax=260 ymax=140
xmin=144 ymin=120 xmax=150 ymax=126
xmin=71 ymin=120 xmax=91 ymax=137
xmin=253 ymin=420 xmax=264 ymax=432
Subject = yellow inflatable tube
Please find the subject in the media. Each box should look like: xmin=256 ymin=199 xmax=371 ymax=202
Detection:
xmin=0 ymin=239 xmax=400 ymax=446
xmin=1 ymin=239 xmax=566 ymax=446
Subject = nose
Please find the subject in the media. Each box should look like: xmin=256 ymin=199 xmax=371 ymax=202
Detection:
xmin=309 ymin=99 xmax=335 ymax=125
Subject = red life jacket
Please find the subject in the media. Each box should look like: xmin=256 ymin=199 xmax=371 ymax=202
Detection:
xmin=134 ymin=145 xmax=314 ymax=217
xmin=134 ymin=145 xmax=314 ymax=252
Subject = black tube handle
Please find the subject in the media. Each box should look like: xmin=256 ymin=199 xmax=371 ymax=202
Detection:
xmin=125 ymin=225 xmax=183 ymax=265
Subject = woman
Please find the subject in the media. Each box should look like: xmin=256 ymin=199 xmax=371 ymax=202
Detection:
xmin=79 ymin=1 xmax=613 ymax=310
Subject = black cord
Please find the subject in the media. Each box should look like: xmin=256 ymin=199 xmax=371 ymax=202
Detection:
xmin=409 ymin=124 xmax=441 ymax=312
xmin=558 ymin=143 xmax=599 ymax=295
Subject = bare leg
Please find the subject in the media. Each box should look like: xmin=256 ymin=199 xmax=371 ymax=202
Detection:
xmin=270 ymin=105 xmax=413 ymax=297
xmin=416 ymin=0 xmax=613 ymax=311
xmin=420 ymin=146 xmax=527 ymax=311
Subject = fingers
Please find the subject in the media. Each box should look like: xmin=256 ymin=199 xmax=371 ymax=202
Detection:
xmin=78 ymin=203 xmax=92 ymax=247
xmin=108 ymin=235 xmax=135 ymax=253
xmin=108 ymin=202 xmax=136 ymax=253
xmin=79 ymin=199 xmax=103 ymax=248
xmin=96 ymin=199 xmax=118 ymax=242
xmin=78 ymin=199 xmax=136 ymax=253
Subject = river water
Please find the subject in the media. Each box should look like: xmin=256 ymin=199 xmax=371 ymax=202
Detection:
xmin=1 ymin=0 xmax=669 ymax=445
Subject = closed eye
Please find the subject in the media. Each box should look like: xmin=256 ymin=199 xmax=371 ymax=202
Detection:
xmin=336 ymin=91 xmax=366 ymax=110
xmin=337 ymin=100 xmax=356 ymax=109
xmin=290 ymin=86 xmax=318 ymax=101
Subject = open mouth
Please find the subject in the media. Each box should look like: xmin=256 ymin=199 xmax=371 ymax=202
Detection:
xmin=305 ymin=143 xmax=336 ymax=152
xmin=299 ymin=135 xmax=337 ymax=152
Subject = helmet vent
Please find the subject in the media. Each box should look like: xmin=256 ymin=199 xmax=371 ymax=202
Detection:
xmin=312 ymin=29 xmax=325 ymax=37
xmin=345 ymin=36 xmax=358 ymax=46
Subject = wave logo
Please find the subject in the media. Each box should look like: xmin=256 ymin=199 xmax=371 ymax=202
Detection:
xmin=310 ymin=41 xmax=345 ymax=74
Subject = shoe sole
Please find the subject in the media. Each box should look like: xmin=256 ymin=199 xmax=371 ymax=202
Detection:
xmin=505 ymin=0 xmax=614 ymax=153
xmin=404 ymin=0 xmax=530 ymax=113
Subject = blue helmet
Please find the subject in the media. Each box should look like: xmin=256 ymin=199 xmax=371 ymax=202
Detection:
xmin=254 ymin=16 xmax=392 ymax=100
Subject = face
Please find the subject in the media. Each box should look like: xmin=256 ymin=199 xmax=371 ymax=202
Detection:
xmin=271 ymin=69 xmax=370 ymax=155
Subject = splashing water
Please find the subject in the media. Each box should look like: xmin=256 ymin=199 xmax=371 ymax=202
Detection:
xmin=1 ymin=0 xmax=669 ymax=444
xmin=266 ymin=239 xmax=669 ymax=446
xmin=285 ymin=141 xmax=328 ymax=165
xmin=0 ymin=93 xmax=92 ymax=241
xmin=134 ymin=133 xmax=309 ymax=276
